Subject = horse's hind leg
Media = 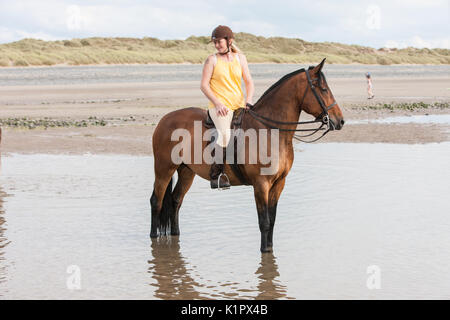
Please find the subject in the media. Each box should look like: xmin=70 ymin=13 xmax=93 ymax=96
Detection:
xmin=150 ymin=164 xmax=177 ymax=238
xmin=170 ymin=165 xmax=195 ymax=236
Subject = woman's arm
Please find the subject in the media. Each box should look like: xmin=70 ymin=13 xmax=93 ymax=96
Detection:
xmin=239 ymin=53 xmax=254 ymax=105
xmin=200 ymin=55 xmax=229 ymax=116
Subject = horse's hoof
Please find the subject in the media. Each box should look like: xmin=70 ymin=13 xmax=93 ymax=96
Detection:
xmin=150 ymin=232 xmax=158 ymax=238
xmin=171 ymin=230 xmax=180 ymax=236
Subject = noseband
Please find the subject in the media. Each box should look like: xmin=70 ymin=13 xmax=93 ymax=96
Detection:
xmin=248 ymin=68 xmax=338 ymax=143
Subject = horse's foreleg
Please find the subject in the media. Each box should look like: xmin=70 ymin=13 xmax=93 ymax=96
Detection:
xmin=171 ymin=165 xmax=195 ymax=236
xmin=268 ymin=177 xmax=286 ymax=249
xmin=253 ymin=180 xmax=271 ymax=253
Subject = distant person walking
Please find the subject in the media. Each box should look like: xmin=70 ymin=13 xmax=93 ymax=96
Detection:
xmin=366 ymin=72 xmax=374 ymax=99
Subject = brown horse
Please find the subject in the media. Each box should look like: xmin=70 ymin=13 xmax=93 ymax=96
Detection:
xmin=150 ymin=58 xmax=344 ymax=253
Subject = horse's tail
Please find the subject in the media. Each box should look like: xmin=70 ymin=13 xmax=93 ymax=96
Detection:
xmin=159 ymin=177 xmax=174 ymax=236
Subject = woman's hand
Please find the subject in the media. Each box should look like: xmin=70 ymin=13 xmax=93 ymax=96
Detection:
xmin=215 ymin=103 xmax=229 ymax=116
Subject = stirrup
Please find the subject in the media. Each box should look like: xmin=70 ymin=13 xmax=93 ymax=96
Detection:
xmin=217 ymin=173 xmax=230 ymax=190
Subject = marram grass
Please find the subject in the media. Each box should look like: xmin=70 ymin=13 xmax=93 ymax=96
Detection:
xmin=0 ymin=33 xmax=449 ymax=67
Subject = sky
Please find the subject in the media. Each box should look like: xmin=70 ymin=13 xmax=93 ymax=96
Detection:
xmin=0 ymin=0 xmax=449 ymax=48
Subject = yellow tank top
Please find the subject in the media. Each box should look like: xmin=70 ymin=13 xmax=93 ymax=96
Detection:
xmin=208 ymin=53 xmax=245 ymax=111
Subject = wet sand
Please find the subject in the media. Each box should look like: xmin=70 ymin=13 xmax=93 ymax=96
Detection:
xmin=1 ymin=77 xmax=449 ymax=155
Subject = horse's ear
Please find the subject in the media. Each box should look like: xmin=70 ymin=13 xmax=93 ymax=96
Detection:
xmin=312 ymin=58 xmax=326 ymax=74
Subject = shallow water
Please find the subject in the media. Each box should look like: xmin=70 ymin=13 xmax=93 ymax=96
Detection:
xmin=347 ymin=114 xmax=450 ymax=125
xmin=0 ymin=64 xmax=449 ymax=86
xmin=0 ymin=143 xmax=450 ymax=299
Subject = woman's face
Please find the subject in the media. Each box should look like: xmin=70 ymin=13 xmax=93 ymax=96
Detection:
xmin=214 ymin=38 xmax=230 ymax=54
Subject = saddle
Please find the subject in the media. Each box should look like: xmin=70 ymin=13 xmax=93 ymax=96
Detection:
xmin=204 ymin=108 xmax=250 ymax=185
xmin=204 ymin=107 xmax=245 ymax=130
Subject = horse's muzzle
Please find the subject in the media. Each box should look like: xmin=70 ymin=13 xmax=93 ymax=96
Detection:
xmin=329 ymin=118 xmax=345 ymax=131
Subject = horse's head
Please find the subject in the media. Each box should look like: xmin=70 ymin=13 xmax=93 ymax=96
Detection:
xmin=300 ymin=58 xmax=344 ymax=130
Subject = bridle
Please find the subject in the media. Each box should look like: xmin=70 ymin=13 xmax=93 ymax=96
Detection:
xmin=248 ymin=68 xmax=338 ymax=143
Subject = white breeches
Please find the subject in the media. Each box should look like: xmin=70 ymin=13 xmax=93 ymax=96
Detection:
xmin=209 ymin=108 xmax=234 ymax=148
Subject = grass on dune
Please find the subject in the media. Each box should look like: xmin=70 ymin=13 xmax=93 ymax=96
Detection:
xmin=0 ymin=32 xmax=449 ymax=67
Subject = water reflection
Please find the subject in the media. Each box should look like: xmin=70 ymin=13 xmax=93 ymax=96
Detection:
xmin=148 ymin=237 xmax=206 ymax=299
xmin=0 ymin=185 xmax=10 ymax=291
xmin=255 ymin=253 xmax=291 ymax=300
xmin=148 ymin=236 xmax=291 ymax=299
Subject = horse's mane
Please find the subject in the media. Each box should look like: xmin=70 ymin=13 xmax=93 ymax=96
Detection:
xmin=255 ymin=68 xmax=306 ymax=105
xmin=254 ymin=66 xmax=329 ymax=108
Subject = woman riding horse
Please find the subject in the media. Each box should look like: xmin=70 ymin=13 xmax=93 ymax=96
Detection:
xmin=151 ymin=57 xmax=344 ymax=253
xmin=200 ymin=25 xmax=255 ymax=189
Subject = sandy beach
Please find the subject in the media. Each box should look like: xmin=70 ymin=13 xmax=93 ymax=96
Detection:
xmin=1 ymin=76 xmax=449 ymax=155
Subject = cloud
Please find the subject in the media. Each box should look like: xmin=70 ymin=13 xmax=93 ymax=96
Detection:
xmin=385 ymin=36 xmax=450 ymax=49
xmin=59 ymin=4 xmax=226 ymax=39
xmin=0 ymin=0 xmax=448 ymax=49
xmin=230 ymin=20 xmax=279 ymax=37
xmin=393 ymin=0 xmax=448 ymax=7
xmin=0 ymin=26 xmax=62 ymax=43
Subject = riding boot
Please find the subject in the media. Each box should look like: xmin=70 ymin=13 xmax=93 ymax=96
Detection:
xmin=210 ymin=147 xmax=230 ymax=190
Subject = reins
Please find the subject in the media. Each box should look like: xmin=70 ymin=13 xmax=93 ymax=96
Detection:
xmin=247 ymin=67 xmax=337 ymax=143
